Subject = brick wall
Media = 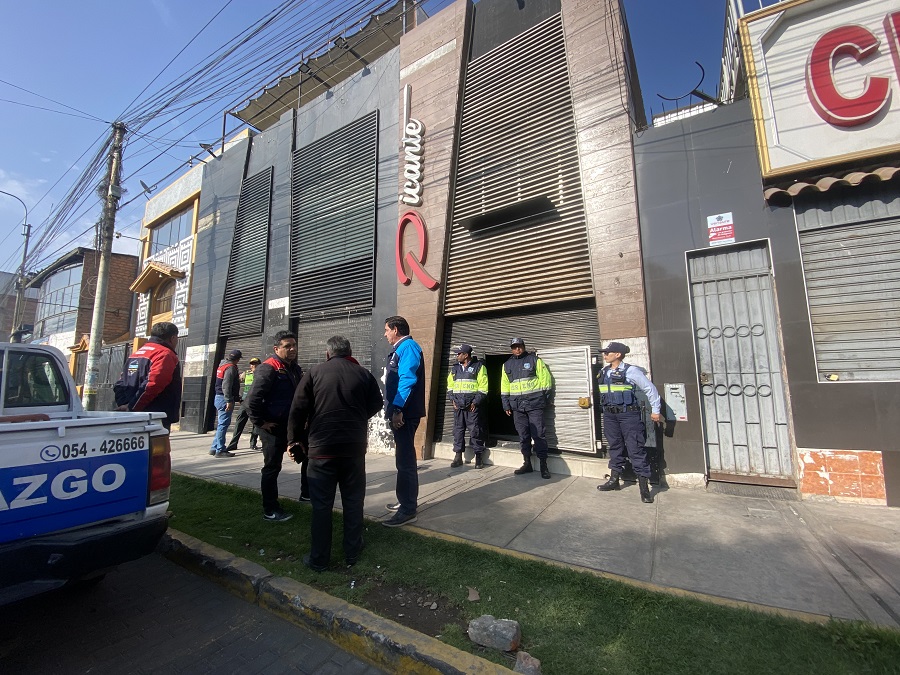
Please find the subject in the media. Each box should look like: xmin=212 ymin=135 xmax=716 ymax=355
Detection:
xmin=799 ymin=449 xmax=886 ymax=503
xmin=77 ymin=251 xmax=139 ymax=343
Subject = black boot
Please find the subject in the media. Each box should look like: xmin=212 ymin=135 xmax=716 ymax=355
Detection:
xmin=597 ymin=471 xmax=621 ymax=491
xmin=539 ymin=459 xmax=551 ymax=479
xmin=474 ymin=454 xmax=484 ymax=469
xmin=639 ymin=476 xmax=653 ymax=503
xmin=450 ymin=452 xmax=463 ymax=468
xmin=514 ymin=458 xmax=534 ymax=475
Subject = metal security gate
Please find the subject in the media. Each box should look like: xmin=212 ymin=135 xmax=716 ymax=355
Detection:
xmin=537 ymin=346 xmax=596 ymax=453
xmin=687 ymin=242 xmax=794 ymax=485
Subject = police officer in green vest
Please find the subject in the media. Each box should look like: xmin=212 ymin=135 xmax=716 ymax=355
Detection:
xmin=447 ymin=343 xmax=489 ymax=469
xmin=501 ymin=338 xmax=553 ymax=479
xmin=226 ymin=357 xmax=261 ymax=452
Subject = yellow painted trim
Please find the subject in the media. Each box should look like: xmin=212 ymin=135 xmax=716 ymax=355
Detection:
xmin=741 ymin=0 xmax=900 ymax=180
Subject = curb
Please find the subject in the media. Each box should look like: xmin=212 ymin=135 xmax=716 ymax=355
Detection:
xmin=159 ymin=529 xmax=510 ymax=675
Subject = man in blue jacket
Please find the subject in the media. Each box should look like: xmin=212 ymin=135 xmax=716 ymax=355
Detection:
xmin=382 ymin=315 xmax=425 ymax=528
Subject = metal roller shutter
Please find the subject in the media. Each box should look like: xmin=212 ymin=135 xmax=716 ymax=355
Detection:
xmin=223 ymin=336 xmax=265 ymax=364
xmin=435 ymin=303 xmax=601 ymax=446
xmin=220 ymin=167 xmax=272 ymax=338
xmin=444 ymin=14 xmax=593 ymax=316
xmin=290 ymin=112 xmax=377 ymax=315
xmin=296 ymin=310 xmax=373 ymax=371
xmin=799 ymin=218 xmax=900 ymax=381
xmin=796 ymin=185 xmax=900 ymax=381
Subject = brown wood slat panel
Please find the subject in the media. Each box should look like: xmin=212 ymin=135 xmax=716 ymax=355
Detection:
xmin=444 ymin=14 xmax=592 ymax=317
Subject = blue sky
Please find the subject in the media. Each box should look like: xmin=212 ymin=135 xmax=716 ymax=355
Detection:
xmin=0 ymin=0 xmax=759 ymax=276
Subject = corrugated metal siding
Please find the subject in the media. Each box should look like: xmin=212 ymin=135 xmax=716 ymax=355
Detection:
xmin=799 ymin=218 xmax=900 ymax=380
xmin=444 ymin=14 xmax=592 ymax=315
xmin=220 ymin=167 xmax=272 ymax=338
xmin=435 ymin=303 xmax=601 ymax=442
xmin=290 ymin=111 xmax=377 ymax=315
xmin=296 ymin=310 xmax=373 ymax=371
xmin=537 ymin=346 xmax=596 ymax=453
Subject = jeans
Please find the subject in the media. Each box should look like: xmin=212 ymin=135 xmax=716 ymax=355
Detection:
xmin=306 ymin=455 xmax=366 ymax=568
xmin=603 ymin=410 xmax=650 ymax=478
xmin=258 ymin=426 xmax=286 ymax=514
xmin=211 ymin=394 xmax=233 ymax=453
xmin=392 ymin=416 xmax=420 ymax=516
xmin=512 ymin=408 xmax=548 ymax=460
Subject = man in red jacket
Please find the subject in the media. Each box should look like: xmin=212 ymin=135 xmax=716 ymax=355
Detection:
xmin=114 ymin=322 xmax=182 ymax=430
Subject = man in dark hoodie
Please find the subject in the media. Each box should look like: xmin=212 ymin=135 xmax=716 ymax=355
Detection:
xmin=247 ymin=331 xmax=303 ymax=522
xmin=287 ymin=335 xmax=383 ymax=571
xmin=114 ymin=322 xmax=181 ymax=430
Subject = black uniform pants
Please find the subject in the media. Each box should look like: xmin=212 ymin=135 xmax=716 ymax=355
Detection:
xmin=512 ymin=408 xmax=548 ymax=460
xmin=226 ymin=402 xmax=258 ymax=450
xmin=307 ymin=455 xmax=366 ymax=568
xmin=603 ymin=410 xmax=650 ymax=478
xmin=452 ymin=405 xmax=485 ymax=453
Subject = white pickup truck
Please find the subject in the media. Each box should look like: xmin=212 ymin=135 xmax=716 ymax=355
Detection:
xmin=0 ymin=343 xmax=171 ymax=604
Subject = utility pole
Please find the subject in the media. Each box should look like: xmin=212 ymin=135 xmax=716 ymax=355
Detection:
xmin=1 ymin=190 xmax=29 ymax=342
xmin=82 ymin=122 xmax=126 ymax=411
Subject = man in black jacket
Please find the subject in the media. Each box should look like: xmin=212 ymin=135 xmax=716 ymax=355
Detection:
xmin=287 ymin=335 xmax=383 ymax=571
xmin=247 ymin=331 xmax=303 ymax=522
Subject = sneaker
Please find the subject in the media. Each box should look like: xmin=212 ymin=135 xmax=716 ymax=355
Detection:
xmin=215 ymin=451 xmax=236 ymax=458
xmin=386 ymin=502 xmax=401 ymax=511
xmin=302 ymin=554 xmax=327 ymax=572
xmin=263 ymin=511 xmax=293 ymax=522
xmin=382 ymin=511 xmax=417 ymax=528
xmin=298 ymin=495 xmax=311 ymax=503
xmin=250 ymin=445 xmax=260 ymax=451
xmin=208 ymin=449 xmax=217 ymax=456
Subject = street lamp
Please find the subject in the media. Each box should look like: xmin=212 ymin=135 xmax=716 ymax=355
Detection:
xmin=0 ymin=190 xmax=31 ymax=343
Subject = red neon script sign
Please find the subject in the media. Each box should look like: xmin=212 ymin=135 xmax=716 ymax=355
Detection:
xmin=805 ymin=14 xmax=900 ymax=127
xmin=396 ymin=210 xmax=439 ymax=290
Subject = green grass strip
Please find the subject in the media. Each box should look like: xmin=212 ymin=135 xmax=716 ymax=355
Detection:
xmin=169 ymin=474 xmax=900 ymax=675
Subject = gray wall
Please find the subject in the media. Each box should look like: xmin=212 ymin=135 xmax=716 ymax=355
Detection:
xmin=182 ymin=138 xmax=251 ymax=433
xmin=634 ymin=99 xmax=898 ymax=502
xmin=293 ymin=47 xmax=400 ymax=372
xmin=180 ymin=48 xmax=401 ymax=434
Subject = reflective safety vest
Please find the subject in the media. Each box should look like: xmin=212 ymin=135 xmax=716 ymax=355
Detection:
xmin=242 ymin=371 xmax=255 ymax=397
xmin=500 ymin=352 xmax=552 ymax=412
xmin=597 ymin=364 xmax=638 ymax=407
xmin=447 ymin=358 xmax=488 ymax=407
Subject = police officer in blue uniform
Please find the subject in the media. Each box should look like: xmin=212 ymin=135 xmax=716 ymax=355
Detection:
xmin=447 ymin=343 xmax=488 ymax=469
xmin=595 ymin=341 xmax=662 ymax=503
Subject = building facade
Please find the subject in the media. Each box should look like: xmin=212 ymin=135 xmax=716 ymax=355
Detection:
xmin=635 ymin=0 xmax=900 ymax=506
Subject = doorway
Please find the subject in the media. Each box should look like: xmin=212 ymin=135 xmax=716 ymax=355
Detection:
xmin=687 ymin=242 xmax=794 ymax=485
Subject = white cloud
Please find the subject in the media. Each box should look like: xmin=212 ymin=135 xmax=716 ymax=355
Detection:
xmin=151 ymin=0 xmax=175 ymax=30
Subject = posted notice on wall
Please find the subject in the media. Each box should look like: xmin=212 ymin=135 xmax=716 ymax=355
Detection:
xmin=706 ymin=212 xmax=735 ymax=246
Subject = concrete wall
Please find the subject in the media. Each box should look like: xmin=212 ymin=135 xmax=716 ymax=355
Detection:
xmin=634 ymin=99 xmax=895 ymax=505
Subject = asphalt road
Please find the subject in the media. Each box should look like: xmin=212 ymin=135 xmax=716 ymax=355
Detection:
xmin=0 ymin=553 xmax=386 ymax=675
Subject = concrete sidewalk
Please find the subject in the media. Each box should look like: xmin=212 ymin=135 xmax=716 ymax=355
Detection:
xmin=169 ymin=431 xmax=900 ymax=628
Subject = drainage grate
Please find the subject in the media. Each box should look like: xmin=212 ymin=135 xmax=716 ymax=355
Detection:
xmin=706 ymin=481 xmax=800 ymax=501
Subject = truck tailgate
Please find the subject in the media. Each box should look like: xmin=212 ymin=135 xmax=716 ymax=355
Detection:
xmin=0 ymin=422 xmax=155 ymax=544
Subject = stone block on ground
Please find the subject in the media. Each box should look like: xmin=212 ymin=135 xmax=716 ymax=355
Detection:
xmin=514 ymin=650 xmax=542 ymax=674
xmin=467 ymin=614 xmax=521 ymax=651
